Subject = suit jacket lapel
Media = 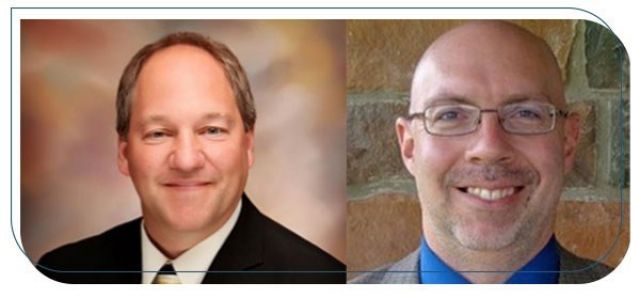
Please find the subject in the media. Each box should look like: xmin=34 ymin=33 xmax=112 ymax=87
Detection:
xmin=119 ymin=218 xmax=143 ymax=283
xmin=382 ymin=248 xmax=420 ymax=284
xmin=99 ymin=218 xmax=143 ymax=284
xmin=202 ymin=194 xmax=264 ymax=283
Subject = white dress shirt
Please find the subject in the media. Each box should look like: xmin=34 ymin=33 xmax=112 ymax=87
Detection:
xmin=141 ymin=199 xmax=242 ymax=284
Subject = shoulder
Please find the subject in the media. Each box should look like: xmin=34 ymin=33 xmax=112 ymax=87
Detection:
xmin=212 ymin=196 xmax=344 ymax=283
xmin=243 ymin=199 xmax=345 ymax=271
xmin=37 ymin=218 xmax=142 ymax=282
xmin=558 ymin=245 xmax=613 ymax=284
xmin=349 ymin=248 xmax=420 ymax=284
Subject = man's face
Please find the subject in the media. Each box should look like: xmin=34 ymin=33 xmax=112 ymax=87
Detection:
xmin=118 ymin=45 xmax=254 ymax=237
xmin=397 ymin=28 xmax=580 ymax=255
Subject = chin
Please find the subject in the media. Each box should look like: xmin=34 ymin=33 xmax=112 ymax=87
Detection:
xmin=166 ymin=217 xmax=214 ymax=233
xmin=452 ymin=222 xmax=522 ymax=251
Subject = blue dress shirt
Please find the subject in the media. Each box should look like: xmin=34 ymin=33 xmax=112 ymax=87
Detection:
xmin=419 ymin=237 xmax=560 ymax=284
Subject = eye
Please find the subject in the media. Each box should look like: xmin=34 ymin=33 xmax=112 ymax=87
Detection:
xmin=206 ymin=127 xmax=223 ymax=135
xmin=431 ymin=106 xmax=470 ymax=122
xmin=438 ymin=110 xmax=461 ymax=120
xmin=514 ymin=109 xmax=542 ymax=119
xmin=144 ymin=130 xmax=169 ymax=140
xmin=201 ymin=126 xmax=228 ymax=138
xmin=141 ymin=129 xmax=172 ymax=144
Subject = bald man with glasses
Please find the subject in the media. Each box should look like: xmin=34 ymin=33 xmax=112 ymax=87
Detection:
xmin=352 ymin=21 xmax=612 ymax=284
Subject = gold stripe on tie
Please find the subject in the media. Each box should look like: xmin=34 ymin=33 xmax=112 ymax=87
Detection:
xmin=152 ymin=263 xmax=181 ymax=284
xmin=152 ymin=274 xmax=181 ymax=284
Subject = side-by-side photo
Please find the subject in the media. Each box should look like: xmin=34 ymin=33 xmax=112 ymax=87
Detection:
xmin=18 ymin=18 xmax=629 ymax=285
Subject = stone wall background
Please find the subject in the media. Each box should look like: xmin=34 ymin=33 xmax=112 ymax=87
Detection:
xmin=347 ymin=20 xmax=630 ymax=275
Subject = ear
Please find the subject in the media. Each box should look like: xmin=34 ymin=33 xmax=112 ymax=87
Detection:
xmin=117 ymin=137 xmax=131 ymax=177
xmin=245 ymin=129 xmax=255 ymax=168
xmin=396 ymin=117 xmax=416 ymax=176
xmin=562 ymin=113 xmax=581 ymax=175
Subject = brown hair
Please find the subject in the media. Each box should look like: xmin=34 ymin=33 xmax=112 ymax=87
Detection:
xmin=116 ymin=32 xmax=256 ymax=138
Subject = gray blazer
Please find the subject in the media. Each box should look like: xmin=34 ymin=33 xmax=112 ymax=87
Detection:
xmin=350 ymin=245 xmax=612 ymax=284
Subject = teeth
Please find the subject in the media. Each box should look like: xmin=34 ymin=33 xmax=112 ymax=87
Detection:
xmin=467 ymin=187 xmax=515 ymax=201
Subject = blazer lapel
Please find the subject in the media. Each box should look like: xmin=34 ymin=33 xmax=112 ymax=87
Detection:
xmin=382 ymin=248 xmax=421 ymax=284
xmin=202 ymin=194 xmax=264 ymax=283
xmin=118 ymin=218 xmax=143 ymax=283
xmin=98 ymin=218 xmax=143 ymax=284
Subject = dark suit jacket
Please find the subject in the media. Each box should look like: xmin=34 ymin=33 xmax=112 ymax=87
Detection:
xmin=349 ymin=244 xmax=612 ymax=284
xmin=37 ymin=194 xmax=345 ymax=284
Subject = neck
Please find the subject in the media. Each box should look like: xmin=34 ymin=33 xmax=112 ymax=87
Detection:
xmin=423 ymin=225 xmax=553 ymax=283
xmin=142 ymin=200 xmax=239 ymax=259
xmin=144 ymin=225 xmax=213 ymax=259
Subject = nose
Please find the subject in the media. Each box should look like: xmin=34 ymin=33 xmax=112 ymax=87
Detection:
xmin=169 ymin=133 xmax=205 ymax=172
xmin=464 ymin=113 xmax=515 ymax=165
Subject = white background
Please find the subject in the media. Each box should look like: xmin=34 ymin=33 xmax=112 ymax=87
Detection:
xmin=2 ymin=0 xmax=637 ymax=297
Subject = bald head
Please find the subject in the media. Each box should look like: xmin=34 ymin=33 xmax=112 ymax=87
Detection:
xmin=410 ymin=21 xmax=565 ymax=113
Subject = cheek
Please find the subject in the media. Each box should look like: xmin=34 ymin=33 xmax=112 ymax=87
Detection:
xmin=413 ymin=138 xmax=463 ymax=188
xmin=203 ymin=140 xmax=250 ymax=172
xmin=127 ymin=145 xmax=167 ymax=178
xmin=515 ymin=139 xmax=565 ymax=181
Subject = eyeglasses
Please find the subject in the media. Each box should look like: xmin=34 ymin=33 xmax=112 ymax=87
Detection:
xmin=406 ymin=101 xmax=569 ymax=136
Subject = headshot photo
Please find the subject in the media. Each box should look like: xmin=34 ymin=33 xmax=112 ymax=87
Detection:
xmin=347 ymin=20 xmax=629 ymax=284
xmin=21 ymin=20 xmax=346 ymax=283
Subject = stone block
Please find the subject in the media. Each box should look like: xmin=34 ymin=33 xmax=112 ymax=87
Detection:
xmin=347 ymin=98 xmax=412 ymax=185
xmin=348 ymin=20 xmax=466 ymax=92
xmin=608 ymin=99 xmax=630 ymax=187
xmin=556 ymin=201 xmax=629 ymax=268
xmin=347 ymin=192 xmax=421 ymax=273
xmin=585 ymin=21 xmax=630 ymax=90
xmin=566 ymin=101 xmax=596 ymax=187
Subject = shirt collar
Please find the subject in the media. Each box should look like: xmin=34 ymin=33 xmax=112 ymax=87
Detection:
xmin=141 ymin=199 xmax=242 ymax=284
xmin=419 ymin=236 xmax=559 ymax=284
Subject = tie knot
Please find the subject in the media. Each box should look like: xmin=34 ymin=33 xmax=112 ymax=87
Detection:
xmin=152 ymin=262 xmax=181 ymax=284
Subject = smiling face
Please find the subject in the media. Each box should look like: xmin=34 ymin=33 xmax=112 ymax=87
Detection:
xmin=117 ymin=45 xmax=254 ymax=245
xmin=396 ymin=22 xmax=580 ymax=256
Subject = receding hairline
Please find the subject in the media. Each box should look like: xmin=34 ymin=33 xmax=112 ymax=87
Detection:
xmin=139 ymin=43 xmax=221 ymax=67
xmin=131 ymin=43 xmax=231 ymax=99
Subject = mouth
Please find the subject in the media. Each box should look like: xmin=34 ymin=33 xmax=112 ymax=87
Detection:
xmin=163 ymin=181 xmax=212 ymax=188
xmin=457 ymin=186 xmax=525 ymax=202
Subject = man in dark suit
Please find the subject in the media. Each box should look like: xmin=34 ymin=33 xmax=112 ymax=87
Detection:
xmin=37 ymin=32 xmax=345 ymax=284
xmin=352 ymin=21 xmax=611 ymax=284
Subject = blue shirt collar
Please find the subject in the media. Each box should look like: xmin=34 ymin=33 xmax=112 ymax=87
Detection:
xmin=419 ymin=237 xmax=559 ymax=284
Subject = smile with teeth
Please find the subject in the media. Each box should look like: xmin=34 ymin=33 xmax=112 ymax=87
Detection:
xmin=465 ymin=187 xmax=517 ymax=201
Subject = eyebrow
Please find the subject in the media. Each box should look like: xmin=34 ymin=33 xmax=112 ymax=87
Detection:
xmin=423 ymin=93 xmax=473 ymax=107
xmin=137 ymin=112 xmax=235 ymax=129
xmin=504 ymin=93 xmax=553 ymax=105
xmin=423 ymin=92 xmax=553 ymax=107
xmin=138 ymin=115 xmax=171 ymax=127
xmin=198 ymin=112 xmax=235 ymax=128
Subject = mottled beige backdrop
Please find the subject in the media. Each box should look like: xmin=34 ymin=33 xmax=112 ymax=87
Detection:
xmin=21 ymin=20 xmax=346 ymax=262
